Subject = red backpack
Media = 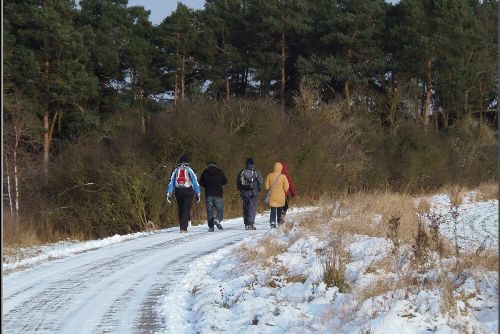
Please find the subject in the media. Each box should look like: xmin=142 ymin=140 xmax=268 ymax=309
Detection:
xmin=175 ymin=165 xmax=192 ymax=188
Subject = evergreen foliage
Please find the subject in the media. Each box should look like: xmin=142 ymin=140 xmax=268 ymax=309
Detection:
xmin=3 ymin=0 xmax=498 ymax=243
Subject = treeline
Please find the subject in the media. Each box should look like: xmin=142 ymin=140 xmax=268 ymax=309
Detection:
xmin=3 ymin=0 xmax=498 ymax=244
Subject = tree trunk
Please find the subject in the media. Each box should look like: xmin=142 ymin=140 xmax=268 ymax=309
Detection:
xmin=14 ymin=145 xmax=19 ymax=214
xmin=344 ymin=79 xmax=351 ymax=113
xmin=280 ymin=31 xmax=286 ymax=118
xmin=345 ymin=47 xmax=353 ymax=113
xmin=434 ymin=107 xmax=439 ymax=130
xmin=424 ymin=58 xmax=433 ymax=127
xmin=43 ymin=58 xmax=50 ymax=185
xmin=464 ymin=89 xmax=469 ymax=114
xmin=4 ymin=155 xmax=14 ymax=217
xmin=243 ymin=68 xmax=248 ymax=95
xmin=479 ymin=80 xmax=484 ymax=128
xmin=444 ymin=103 xmax=449 ymax=128
xmin=181 ymin=51 xmax=186 ymax=100
xmin=174 ymin=74 xmax=178 ymax=107
xmin=222 ymin=29 xmax=230 ymax=100
xmin=414 ymin=81 xmax=420 ymax=122
xmin=140 ymin=92 xmax=146 ymax=135
xmin=43 ymin=107 xmax=50 ymax=185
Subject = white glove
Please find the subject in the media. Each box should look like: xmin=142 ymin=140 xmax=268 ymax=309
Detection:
xmin=166 ymin=193 xmax=172 ymax=204
xmin=196 ymin=193 xmax=201 ymax=204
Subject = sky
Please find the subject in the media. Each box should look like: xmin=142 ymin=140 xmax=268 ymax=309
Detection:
xmin=128 ymin=0 xmax=400 ymax=26
xmin=127 ymin=0 xmax=205 ymax=25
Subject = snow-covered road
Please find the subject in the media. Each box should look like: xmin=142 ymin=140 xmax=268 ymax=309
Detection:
xmin=3 ymin=211 xmax=309 ymax=334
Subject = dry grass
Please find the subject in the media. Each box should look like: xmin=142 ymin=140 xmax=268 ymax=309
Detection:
xmin=3 ymin=216 xmax=46 ymax=248
xmin=476 ymin=181 xmax=498 ymax=201
xmin=286 ymin=274 xmax=307 ymax=284
xmin=364 ymin=254 xmax=398 ymax=275
xmin=459 ymin=250 xmax=499 ymax=272
xmin=357 ymin=275 xmax=410 ymax=302
xmin=237 ymin=235 xmax=288 ymax=266
xmin=318 ymin=191 xmax=420 ymax=245
xmin=431 ymin=181 xmax=498 ymax=202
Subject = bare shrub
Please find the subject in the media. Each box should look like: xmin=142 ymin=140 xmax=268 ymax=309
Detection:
xmin=321 ymin=236 xmax=350 ymax=292
xmin=386 ymin=216 xmax=400 ymax=255
xmin=449 ymin=116 xmax=497 ymax=178
xmin=293 ymin=80 xmax=321 ymax=115
xmin=438 ymin=274 xmax=457 ymax=313
xmin=412 ymin=222 xmax=430 ymax=266
xmin=448 ymin=186 xmax=463 ymax=262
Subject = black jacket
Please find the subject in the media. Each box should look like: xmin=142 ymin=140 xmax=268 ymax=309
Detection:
xmin=200 ymin=164 xmax=228 ymax=197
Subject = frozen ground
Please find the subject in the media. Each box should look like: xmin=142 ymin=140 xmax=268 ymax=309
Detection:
xmin=3 ymin=231 xmax=150 ymax=272
xmin=2 ymin=207 xmax=313 ymax=334
xmin=426 ymin=192 xmax=498 ymax=251
xmin=3 ymin=193 xmax=497 ymax=334
xmin=159 ymin=195 xmax=498 ymax=333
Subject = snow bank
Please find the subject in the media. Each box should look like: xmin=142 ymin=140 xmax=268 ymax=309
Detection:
xmin=159 ymin=197 xmax=498 ymax=333
xmin=428 ymin=193 xmax=498 ymax=251
xmin=3 ymin=231 xmax=150 ymax=272
xmin=3 ymin=206 xmax=316 ymax=273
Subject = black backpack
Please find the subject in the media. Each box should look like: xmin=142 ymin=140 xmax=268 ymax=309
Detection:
xmin=240 ymin=169 xmax=256 ymax=190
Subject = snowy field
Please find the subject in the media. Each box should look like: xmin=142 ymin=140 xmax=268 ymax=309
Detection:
xmin=160 ymin=194 xmax=498 ymax=333
xmin=427 ymin=192 xmax=498 ymax=251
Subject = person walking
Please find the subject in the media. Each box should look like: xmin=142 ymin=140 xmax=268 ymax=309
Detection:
xmin=236 ymin=158 xmax=263 ymax=230
xmin=200 ymin=161 xmax=227 ymax=232
xmin=279 ymin=162 xmax=296 ymax=220
xmin=166 ymin=155 xmax=201 ymax=233
xmin=264 ymin=162 xmax=289 ymax=228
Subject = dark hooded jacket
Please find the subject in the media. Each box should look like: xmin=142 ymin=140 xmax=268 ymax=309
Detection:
xmin=200 ymin=164 xmax=228 ymax=197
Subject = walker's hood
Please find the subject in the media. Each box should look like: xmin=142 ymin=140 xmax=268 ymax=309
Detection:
xmin=273 ymin=162 xmax=283 ymax=173
xmin=280 ymin=162 xmax=287 ymax=173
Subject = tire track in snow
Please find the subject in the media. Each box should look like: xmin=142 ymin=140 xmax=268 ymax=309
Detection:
xmin=2 ymin=214 xmax=292 ymax=334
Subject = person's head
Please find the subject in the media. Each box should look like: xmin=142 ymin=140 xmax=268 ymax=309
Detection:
xmin=245 ymin=157 xmax=254 ymax=168
xmin=207 ymin=161 xmax=217 ymax=167
xmin=273 ymin=162 xmax=283 ymax=173
xmin=178 ymin=155 xmax=189 ymax=165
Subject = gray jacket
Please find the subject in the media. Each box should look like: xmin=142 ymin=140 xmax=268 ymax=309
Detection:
xmin=236 ymin=165 xmax=263 ymax=197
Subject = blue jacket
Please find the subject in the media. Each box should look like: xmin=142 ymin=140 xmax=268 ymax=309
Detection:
xmin=167 ymin=164 xmax=201 ymax=194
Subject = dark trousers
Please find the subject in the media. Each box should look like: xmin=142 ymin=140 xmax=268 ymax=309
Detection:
xmin=270 ymin=207 xmax=283 ymax=224
xmin=206 ymin=196 xmax=224 ymax=228
xmin=175 ymin=187 xmax=194 ymax=231
xmin=241 ymin=192 xmax=258 ymax=226
xmin=283 ymin=197 xmax=289 ymax=215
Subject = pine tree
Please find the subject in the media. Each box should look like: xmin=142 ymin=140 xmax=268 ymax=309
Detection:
xmin=299 ymin=0 xmax=385 ymax=113
xmin=389 ymin=0 xmax=488 ymax=128
xmin=123 ymin=6 xmax=161 ymax=134
xmin=4 ymin=0 xmax=97 ymax=184
xmin=157 ymin=3 xmax=198 ymax=105
xmin=76 ymin=0 xmax=131 ymax=115
xmin=247 ymin=0 xmax=310 ymax=116
xmin=203 ymin=0 xmax=246 ymax=99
